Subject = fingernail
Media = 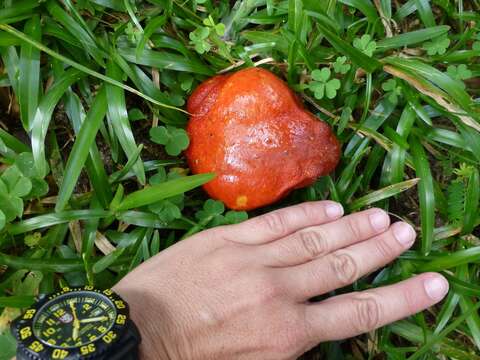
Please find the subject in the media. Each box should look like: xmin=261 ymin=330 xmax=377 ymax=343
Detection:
xmin=424 ymin=276 xmax=449 ymax=301
xmin=369 ymin=210 xmax=389 ymax=231
xmin=326 ymin=203 xmax=344 ymax=218
xmin=393 ymin=222 xmax=416 ymax=246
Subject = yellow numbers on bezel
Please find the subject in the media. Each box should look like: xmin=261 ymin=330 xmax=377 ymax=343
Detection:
xmin=102 ymin=330 xmax=117 ymax=344
xmin=28 ymin=340 xmax=44 ymax=353
xmin=52 ymin=349 xmax=69 ymax=359
xmin=23 ymin=309 xmax=36 ymax=319
xmin=114 ymin=299 xmax=125 ymax=309
xmin=116 ymin=314 xmax=127 ymax=325
xmin=80 ymin=343 xmax=96 ymax=355
xmin=20 ymin=326 xmax=32 ymax=340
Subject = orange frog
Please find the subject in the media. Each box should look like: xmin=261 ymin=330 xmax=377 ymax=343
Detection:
xmin=185 ymin=67 xmax=340 ymax=210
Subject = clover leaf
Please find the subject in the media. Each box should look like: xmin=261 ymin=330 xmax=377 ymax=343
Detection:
xmin=224 ymin=211 xmax=248 ymax=224
xmin=149 ymin=200 xmax=182 ymax=223
xmin=195 ymin=199 xmax=225 ymax=227
xmin=353 ymin=34 xmax=377 ymax=56
xmin=447 ymin=64 xmax=472 ymax=80
xmin=333 ymin=56 xmax=351 ymax=74
xmin=382 ymin=79 xmax=402 ymax=103
xmin=203 ymin=16 xmax=225 ymax=36
xmin=308 ymin=68 xmax=341 ymax=100
xmin=189 ymin=27 xmax=211 ymax=54
xmin=423 ymin=35 xmax=450 ymax=55
xmin=150 ymin=126 xmax=190 ymax=156
xmin=179 ymin=73 xmax=194 ymax=92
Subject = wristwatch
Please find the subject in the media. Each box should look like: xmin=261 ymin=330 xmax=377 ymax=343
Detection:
xmin=11 ymin=286 xmax=141 ymax=359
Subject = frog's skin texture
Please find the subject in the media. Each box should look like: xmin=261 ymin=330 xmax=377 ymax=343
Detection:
xmin=185 ymin=67 xmax=341 ymax=210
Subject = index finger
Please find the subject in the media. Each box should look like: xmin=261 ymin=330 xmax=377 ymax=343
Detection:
xmin=213 ymin=201 xmax=344 ymax=245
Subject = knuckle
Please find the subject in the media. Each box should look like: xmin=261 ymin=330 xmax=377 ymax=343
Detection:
xmin=297 ymin=229 xmax=329 ymax=260
xmin=330 ymin=251 xmax=359 ymax=286
xmin=351 ymin=294 xmax=381 ymax=333
xmin=345 ymin=218 xmax=363 ymax=241
xmin=261 ymin=211 xmax=289 ymax=236
xmin=374 ymin=235 xmax=395 ymax=259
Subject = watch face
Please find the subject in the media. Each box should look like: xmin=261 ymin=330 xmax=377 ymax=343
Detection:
xmin=12 ymin=287 xmax=130 ymax=359
xmin=33 ymin=291 xmax=117 ymax=349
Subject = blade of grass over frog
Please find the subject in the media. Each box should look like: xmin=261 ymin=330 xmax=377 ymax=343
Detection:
xmin=0 ymin=24 xmax=186 ymax=113
xmin=18 ymin=15 xmax=41 ymax=131
xmin=135 ymin=15 xmax=166 ymax=60
xmin=413 ymin=0 xmax=435 ymax=27
xmin=106 ymin=60 xmax=145 ymax=185
xmin=0 ymin=0 xmax=40 ymax=21
xmin=0 ymin=295 xmax=35 ymax=308
xmin=118 ymin=47 xmax=213 ymax=75
xmin=410 ymin=137 xmax=435 ymax=255
xmin=7 ymin=210 xmax=111 ymax=235
xmin=314 ymin=21 xmax=381 ymax=73
xmin=46 ymin=0 xmax=106 ymax=66
xmin=376 ymin=26 xmax=450 ymax=50
xmin=116 ymin=173 xmax=216 ymax=211
xmin=31 ymin=68 xmax=85 ymax=178
xmin=417 ymin=246 xmax=480 ymax=272
xmin=462 ymin=167 xmax=479 ymax=234
xmin=349 ymin=178 xmax=419 ymax=211
xmin=338 ymin=0 xmax=378 ymax=22
xmin=56 ymin=87 xmax=108 ymax=212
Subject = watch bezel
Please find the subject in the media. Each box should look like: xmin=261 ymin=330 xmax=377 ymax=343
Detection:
xmin=12 ymin=286 xmax=130 ymax=360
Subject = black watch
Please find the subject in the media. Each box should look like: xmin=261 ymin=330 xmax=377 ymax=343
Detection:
xmin=11 ymin=286 xmax=141 ymax=360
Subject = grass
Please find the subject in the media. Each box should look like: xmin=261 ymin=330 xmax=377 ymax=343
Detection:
xmin=0 ymin=0 xmax=480 ymax=358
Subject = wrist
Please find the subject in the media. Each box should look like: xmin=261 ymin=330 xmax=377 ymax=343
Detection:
xmin=113 ymin=283 xmax=172 ymax=360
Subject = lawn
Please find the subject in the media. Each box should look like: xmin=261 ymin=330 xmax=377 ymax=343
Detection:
xmin=1 ymin=0 xmax=480 ymax=358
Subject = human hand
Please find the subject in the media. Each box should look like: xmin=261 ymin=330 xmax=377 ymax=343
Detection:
xmin=114 ymin=201 xmax=449 ymax=360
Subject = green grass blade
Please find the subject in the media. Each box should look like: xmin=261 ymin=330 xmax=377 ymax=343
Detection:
xmin=31 ymin=68 xmax=85 ymax=178
xmin=462 ymin=167 xmax=479 ymax=234
xmin=7 ymin=210 xmax=111 ymax=235
xmin=410 ymin=136 xmax=435 ymax=255
xmin=376 ymin=26 xmax=450 ymax=50
xmin=116 ymin=173 xmax=216 ymax=211
xmin=0 ymin=24 xmax=185 ymax=113
xmin=0 ymin=0 xmax=40 ymax=21
xmin=56 ymin=87 xmax=108 ymax=211
xmin=349 ymin=178 xmax=420 ymax=211
xmin=18 ymin=14 xmax=41 ymax=131
xmin=106 ymin=60 xmax=145 ymax=185
xmin=118 ymin=47 xmax=214 ymax=75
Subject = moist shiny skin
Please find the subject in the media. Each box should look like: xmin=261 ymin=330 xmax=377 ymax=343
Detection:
xmin=185 ymin=67 xmax=341 ymax=210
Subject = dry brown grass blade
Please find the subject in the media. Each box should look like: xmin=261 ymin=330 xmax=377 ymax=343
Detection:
xmin=384 ymin=65 xmax=480 ymax=132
